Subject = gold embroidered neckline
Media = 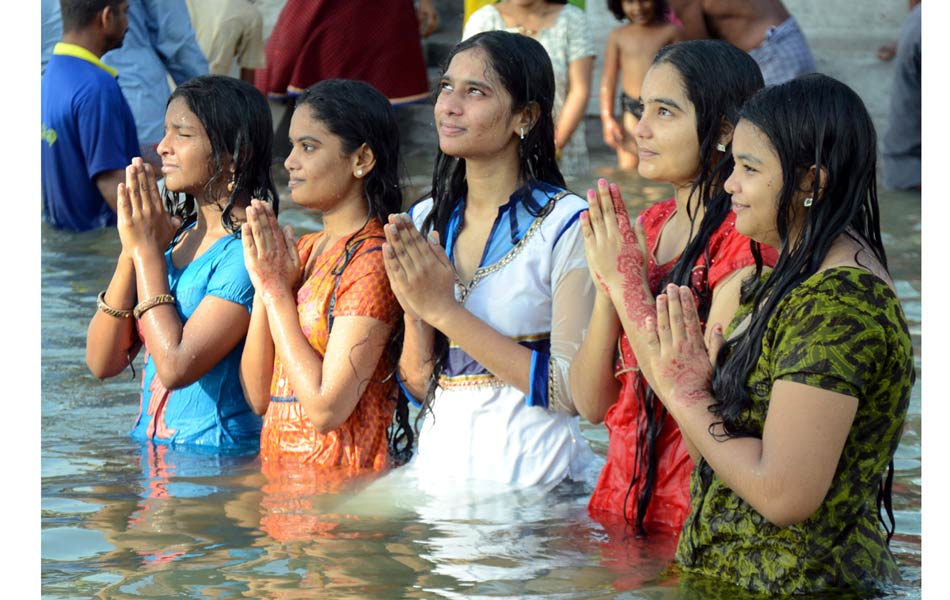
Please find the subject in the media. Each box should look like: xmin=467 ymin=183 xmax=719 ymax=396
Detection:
xmin=456 ymin=190 xmax=571 ymax=303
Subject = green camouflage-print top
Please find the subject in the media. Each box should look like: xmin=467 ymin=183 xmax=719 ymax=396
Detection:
xmin=675 ymin=267 xmax=915 ymax=596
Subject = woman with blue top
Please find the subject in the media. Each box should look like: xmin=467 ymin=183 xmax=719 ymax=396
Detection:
xmin=382 ymin=30 xmax=596 ymax=488
xmin=86 ymin=75 xmax=278 ymax=451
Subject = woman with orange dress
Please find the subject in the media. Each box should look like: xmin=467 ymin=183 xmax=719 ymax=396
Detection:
xmin=239 ymin=79 xmax=409 ymax=481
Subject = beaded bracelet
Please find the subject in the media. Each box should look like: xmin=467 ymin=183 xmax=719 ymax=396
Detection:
xmin=97 ymin=291 xmax=133 ymax=319
xmin=133 ymin=294 xmax=176 ymax=319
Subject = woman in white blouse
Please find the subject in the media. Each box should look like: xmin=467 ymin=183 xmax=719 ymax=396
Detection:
xmin=382 ymin=30 xmax=596 ymax=489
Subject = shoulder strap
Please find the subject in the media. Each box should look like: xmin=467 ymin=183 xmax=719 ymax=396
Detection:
xmin=325 ymin=234 xmax=385 ymax=334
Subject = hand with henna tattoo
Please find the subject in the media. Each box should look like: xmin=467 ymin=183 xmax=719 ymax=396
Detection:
xmin=637 ymin=284 xmax=724 ymax=412
xmin=579 ymin=178 xmax=656 ymax=329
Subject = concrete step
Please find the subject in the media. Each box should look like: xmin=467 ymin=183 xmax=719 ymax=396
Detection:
xmin=421 ymin=0 xmax=463 ymax=68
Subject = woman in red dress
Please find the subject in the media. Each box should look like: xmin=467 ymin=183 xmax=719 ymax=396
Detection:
xmin=572 ymin=40 xmax=776 ymax=537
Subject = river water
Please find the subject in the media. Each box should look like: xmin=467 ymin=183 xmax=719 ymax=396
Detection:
xmin=41 ymin=146 xmax=921 ymax=598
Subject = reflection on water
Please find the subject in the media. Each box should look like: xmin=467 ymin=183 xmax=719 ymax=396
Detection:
xmin=41 ymin=149 xmax=921 ymax=598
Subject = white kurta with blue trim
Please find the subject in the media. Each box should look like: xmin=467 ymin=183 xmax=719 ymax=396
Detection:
xmin=403 ymin=182 xmax=597 ymax=488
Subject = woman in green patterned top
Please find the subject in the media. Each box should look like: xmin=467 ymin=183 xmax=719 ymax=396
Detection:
xmin=584 ymin=73 xmax=914 ymax=595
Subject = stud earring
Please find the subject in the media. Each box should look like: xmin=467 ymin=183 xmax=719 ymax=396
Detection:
xmin=519 ymin=127 xmax=525 ymax=140
xmin=356 ymin=169 xmax=363 ymax=177
xmin=716 ymin=143 xmax=726 ymax=152
xmin=803 ymin=197 xmax=813 ymax=207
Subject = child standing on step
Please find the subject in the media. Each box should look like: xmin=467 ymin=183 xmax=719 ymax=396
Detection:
xmin=600 ymin=0 xmax=683 ymax=171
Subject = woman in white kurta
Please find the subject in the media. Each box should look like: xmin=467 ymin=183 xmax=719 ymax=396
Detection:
xmin=382 ymin=30 xmax=595 ymax=489
xmin=463 ymin=1 xmax=595 ymax=179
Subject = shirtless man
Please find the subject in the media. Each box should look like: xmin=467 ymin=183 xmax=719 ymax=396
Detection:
xmin=667 ymin=0 xmax=816 ymax=85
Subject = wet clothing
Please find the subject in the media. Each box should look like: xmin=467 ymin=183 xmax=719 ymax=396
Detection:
xmin=41 ymin=43 xmax=138 ymax=232
xmin=258 ymin=459 xmax=380 ymax=543
xmin=400 ymin=181 xmax=597 ymax=489
xmin=463 ymin=4 xmax=595 ymax=178
xmin=255 ymin=0 xmax=429 ymax=104
xmin=588 ymin=198 xmax=777 ymax=533
xmin=676 ymin=268 xmax=914 ymax=596
xmin=747 ymin=16 xmax=816 ymax=86
xmin=260 ymin=219 xmax=401 ymax=469
xmin=132 ymin=229 xmax=261 ymax=449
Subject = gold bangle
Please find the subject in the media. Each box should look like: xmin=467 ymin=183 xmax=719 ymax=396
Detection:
xmin=97 ymin=291 xmax=133 ymax=319
xmin=133 ymin=294 xmax=176 ymax=319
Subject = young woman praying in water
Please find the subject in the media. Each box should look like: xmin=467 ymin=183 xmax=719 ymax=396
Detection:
xmin=572 ymin=40 xmax=775 ymax=537
xmin=86 ymin=75 xmax=278 ymax=451
xmin=382 ymin=30 xmax=597 ymax=489
xmin=239 ymin=79 xmax=411 ymax=475
xmin=589 ymin=73 xmax=914 ymax=596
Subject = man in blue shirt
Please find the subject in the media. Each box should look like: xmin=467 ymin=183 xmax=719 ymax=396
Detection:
xmin=102 ymin=0 xmax=209 ymax=169
xmin=41 ymin=0 xmax=140 ymax=232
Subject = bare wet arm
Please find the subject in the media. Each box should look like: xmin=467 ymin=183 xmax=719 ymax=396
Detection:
xmin=86 ymin=252 xmax=142 ymax=378
xmin=240 ymin=293 xmax=275 ymax=415
xmin=556 ymin=56 xmax=595 ymax=151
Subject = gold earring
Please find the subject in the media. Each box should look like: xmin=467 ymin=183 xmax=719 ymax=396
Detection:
xmin=227 ymin=173 xmax=235 ymax=193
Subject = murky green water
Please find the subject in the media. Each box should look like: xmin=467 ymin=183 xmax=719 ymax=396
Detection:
xmin=41 ymin=144 xmax=921 ymax=599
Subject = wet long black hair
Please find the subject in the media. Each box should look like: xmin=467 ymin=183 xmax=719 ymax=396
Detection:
xmin=623 ymin=40 xmax=764 ymax=535
xmin=295 ymin=79 xmax=413 ymax=465
xmin=713 ymin=73 xmax=887 ymax=435
xmin=414 ymin=30 xmax=565 ymax=420
xmin=163 ymin=75 xmax=280 ymax=234
xmin=709 ymin=75 xmax=898 ymax=537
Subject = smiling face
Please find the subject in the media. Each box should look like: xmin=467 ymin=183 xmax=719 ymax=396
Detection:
xmin=434 ymin=48 xmax=521 ymax=161
xmin=634 ymin=62 xmax=702 ymax=187
xmin=724 ymin=120 xmax=795 ymax=249
xmin=283 ymin=106 xmax=362 ymax=212
xmin=622 ymin=0 xmax=657 ymax=25
xmin=157 ymin=97 xmax=215 ymax=197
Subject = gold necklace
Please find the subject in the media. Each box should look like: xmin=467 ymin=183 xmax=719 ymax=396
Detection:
xmin=514 ymin=23 xmax=538 ymax=36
